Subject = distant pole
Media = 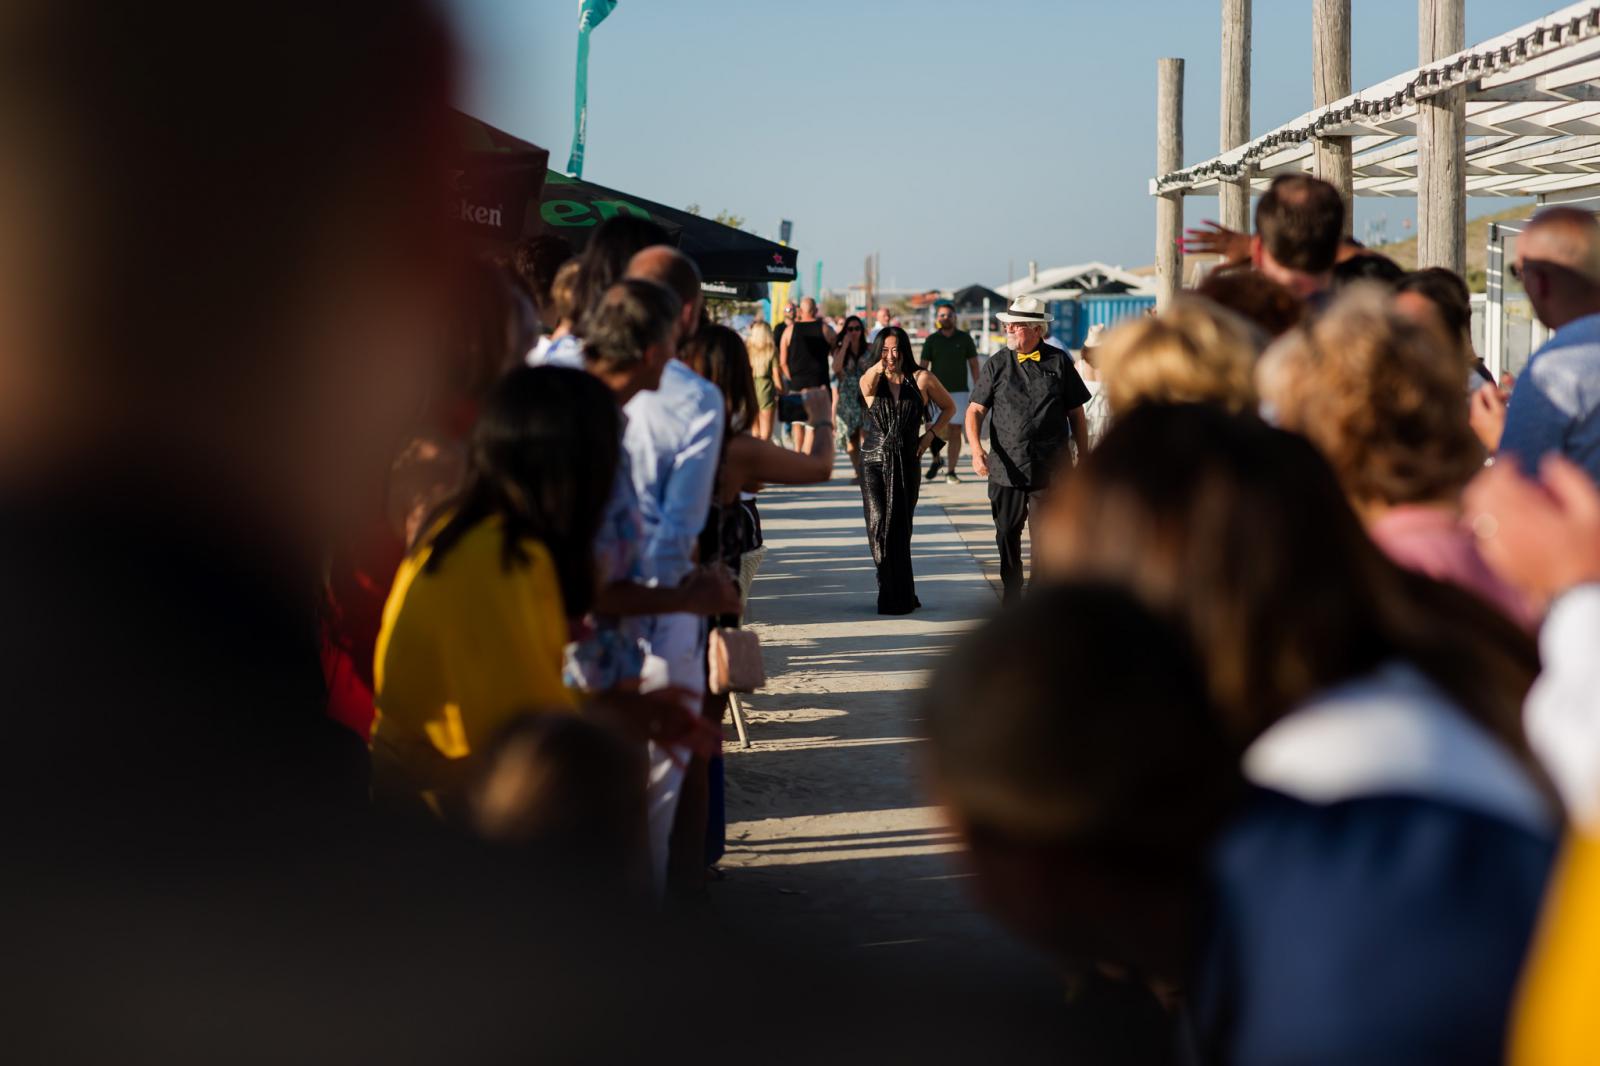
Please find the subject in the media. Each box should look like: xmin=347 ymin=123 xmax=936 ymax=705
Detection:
xmin=1156 ymin=57 xmax=1185 ymax=309
xmin=1219 ymin=0 xmax=1252 ymax=233
xmin=982 ymin=296 xmax=991 ymax=354
xmin=1312 ymin=0 xmax=1353 ymax=236
xmin=1418 ymin=0 xmax=1466 ymax=274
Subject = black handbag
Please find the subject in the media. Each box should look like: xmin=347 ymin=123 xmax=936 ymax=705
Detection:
xmin=777 ymin=392 xmax=807 ymax=424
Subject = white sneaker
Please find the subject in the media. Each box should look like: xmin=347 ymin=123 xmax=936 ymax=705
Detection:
xmin=945 ymin=473 xmax=960 ymax=484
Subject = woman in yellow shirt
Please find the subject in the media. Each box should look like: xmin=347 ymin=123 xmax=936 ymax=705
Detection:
xmin=372 ymin=366 xmax=619 ymax=815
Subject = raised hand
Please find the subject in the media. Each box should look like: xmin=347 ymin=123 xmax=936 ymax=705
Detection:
xmin=1181 ymin=220 xmax=1250 ymax=263
xmin=681 ymin=565 xmax=741 ymax=617
xmin=801 ymin=386 xmax=832 ymax=425
xmin=1464 ymin=453 xmax=1600 ymax=604
xmin=1469 ymin=382 xmax=1510 ymax=452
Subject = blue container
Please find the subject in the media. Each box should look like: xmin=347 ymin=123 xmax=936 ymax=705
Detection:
xmin=1048 ymin=293 xmax=1157 ymax=349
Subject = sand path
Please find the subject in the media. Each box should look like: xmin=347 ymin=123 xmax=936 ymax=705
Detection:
xmin=710 ymin=450 xmax=1044 ymax=977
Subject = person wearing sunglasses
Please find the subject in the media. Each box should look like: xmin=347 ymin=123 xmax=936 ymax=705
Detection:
xmin=964 ymin=296 xmax=1091 ymax=604
xmin=832 ymin=315 xmax=872 ymax=483
xmin=1473 ymin=207 xmax=1600 ymax=487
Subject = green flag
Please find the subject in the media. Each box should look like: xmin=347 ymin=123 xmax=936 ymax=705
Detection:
xmin=566 ymin=0 xmax=618 ymax=178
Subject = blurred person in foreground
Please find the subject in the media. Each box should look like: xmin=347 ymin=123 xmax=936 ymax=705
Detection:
xmin=925 ymin=581 xmax=1239 ymax=1063
xmin=1462 ymin=455 xmax=1600 ymax=1064
xmin=1186 ymin=175 xmax=1344 ymax=312
xmin=622 ymin=245 xmax=733 ymax=893
xmin=1465 ymin=453 xmax=1600 ymax=823
xmin=1471 ymin=207 xmax=1600 ymax=481
xmin=1260 ymin=288 xmax=1534 ymax=628
xmin=1092 ymin=296 xmax=1258 ymax=418
xmin=323 ymin=258 xmax=528 ymax=742
xmin=0 ymin=3 xmax=690 ymax=1060
xmin=0 ymin=0 xmax=463 ymax=841
xmin=1192 ymin=266 xmax=1305 ymax=342
xmin=1035 ymin=404 xmax=1555 ymax=1064
xmin=965 ymin=296 xmax=1091 ymax=604
xmin=1329 ymin=251 xmax=1406 ymax=293
xmin=1393 ymin=266 xmax=1497 ymax=388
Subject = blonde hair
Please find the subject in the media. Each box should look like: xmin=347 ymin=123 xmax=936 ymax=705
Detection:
xmin=745 ymin=319 xmax=776 ymax=367
xmin=1097 ymin=297 xmax=1260 ymax=416
xmin=1258 ymin=285 xmax=1485 ymax=507
xmin=548 ymin=259 xmax=581 ymax=325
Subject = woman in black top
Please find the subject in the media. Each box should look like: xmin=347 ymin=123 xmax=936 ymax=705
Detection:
xmin=858 ymin=327 xmax=954 ymax=615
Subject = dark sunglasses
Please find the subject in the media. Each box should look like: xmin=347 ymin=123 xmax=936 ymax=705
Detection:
xmin=846 ymin=324 xmax=863 ymax=332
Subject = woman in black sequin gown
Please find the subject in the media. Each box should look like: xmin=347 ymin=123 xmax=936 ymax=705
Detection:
xmin=858 ymin=326 xmax=955 ymax=615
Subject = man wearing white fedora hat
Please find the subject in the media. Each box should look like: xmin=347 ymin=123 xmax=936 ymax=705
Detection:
xmin=964 ymin=295 xmax=1091 ymax=604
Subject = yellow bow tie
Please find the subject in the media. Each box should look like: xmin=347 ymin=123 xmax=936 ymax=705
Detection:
xmin=1016 ymin=349 xmax=1041 ymax=364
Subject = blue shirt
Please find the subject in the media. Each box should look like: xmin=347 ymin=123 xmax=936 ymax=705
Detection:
xmin=623 ymin=359 xmax=724 ymax=588
xmin=1499 ymin=311 xmax=1600 ymax=482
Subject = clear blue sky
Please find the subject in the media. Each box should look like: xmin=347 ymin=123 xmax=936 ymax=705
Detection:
xmin=445 ymin=0 xmax=1565 ymax=291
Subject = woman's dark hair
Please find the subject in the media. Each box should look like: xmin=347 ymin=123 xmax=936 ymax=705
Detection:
xmin=684 ymin=323 xmax=758 ymax=437
xmin=1040 ymin=403 xmax=1540 ymax=767
xmin=1397 ymin=267 xmax=1473 ymax=345
xmin=1194 ymin=266 xmax=1305 ymax=340
xmin=511 ymin=234 xmax=575 ymax=314
xmin=472 ymin=712 xmax=647 ymax=884
xmin=835 ymin=314 xmax=867 ymax=372
xmin=570 ymin=215 xmax=673 ymax=332
xmin=1330 ymin=253 xmax=1406 ymax=292
xmin=422 ymin=367 xmax=619 ymax=619
xmin=869 ymin=325 xmax=913 ymax=371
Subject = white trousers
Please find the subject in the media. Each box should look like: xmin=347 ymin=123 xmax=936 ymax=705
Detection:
xmin=639 ymin=612 xmax=706 ymax=894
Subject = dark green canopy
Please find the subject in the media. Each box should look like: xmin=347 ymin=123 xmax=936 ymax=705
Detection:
xmin=450 ymin=111 xmax=550 ymax=246
xmin=539 ymin=170 xmax=797 ymax=288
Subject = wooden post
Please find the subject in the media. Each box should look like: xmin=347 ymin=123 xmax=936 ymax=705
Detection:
xmin=1157 ymin=57 xmax=1185 ymax=309
xmin=1418 ymin=0 xmax=1466 ymax=274
xmin=1220 ymin=0 xmax=1251 ymax=233
xmin=1312 ymin=0 xmax=1353 ymax=236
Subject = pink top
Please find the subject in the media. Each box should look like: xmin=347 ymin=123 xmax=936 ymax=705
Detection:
xmin=1368 ymin=505 xmax=1538 ymax=631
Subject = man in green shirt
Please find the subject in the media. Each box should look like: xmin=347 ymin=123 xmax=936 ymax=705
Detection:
xmin=920 ymin=302 xmax=981 ymax=483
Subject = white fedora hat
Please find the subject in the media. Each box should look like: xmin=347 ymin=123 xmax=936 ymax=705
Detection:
xmin=995 ymin=295 xmax=1053 ymax=325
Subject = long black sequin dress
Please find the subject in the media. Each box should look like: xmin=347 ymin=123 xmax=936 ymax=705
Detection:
xmin=860 ymin=374 xmax=923 ymax=615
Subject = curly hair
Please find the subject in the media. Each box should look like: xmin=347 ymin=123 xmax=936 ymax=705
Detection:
xmin=1259 ymin=285 xmax=1485 ymax=506
xmin=1194 ymin=267 xmax=1305 ymax=340
xmin=1096 ymin=296 xmax=1260 ymax=416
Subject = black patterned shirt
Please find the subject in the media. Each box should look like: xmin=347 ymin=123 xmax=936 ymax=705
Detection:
xmin=969 ymin=342 xmax=1091 ymax=489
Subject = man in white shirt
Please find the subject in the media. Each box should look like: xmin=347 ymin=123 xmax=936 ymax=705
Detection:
xmin=622 ymin=245 xmax=725 ymax=890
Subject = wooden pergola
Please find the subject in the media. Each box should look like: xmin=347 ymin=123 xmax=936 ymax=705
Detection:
xmin=1152 ymin=2 xmax=1600 ymax=311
